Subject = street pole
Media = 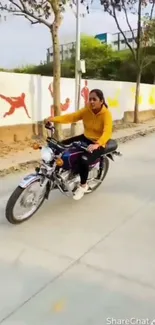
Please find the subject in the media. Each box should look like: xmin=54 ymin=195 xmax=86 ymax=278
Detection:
xmin=71 ymin=0 xmax=81 ymax=136
xmin=75 ymin=0 xmax=81 ymax=111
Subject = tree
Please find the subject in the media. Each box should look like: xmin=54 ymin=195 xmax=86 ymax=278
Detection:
xmin=0 ymin=0 xmax=75 ymax=139
xmin=98 ymin=0 xmax=155 ymax=123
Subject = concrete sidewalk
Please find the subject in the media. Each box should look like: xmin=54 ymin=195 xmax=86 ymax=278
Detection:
xmin=1 ymin=119 xmax=155 ymax=176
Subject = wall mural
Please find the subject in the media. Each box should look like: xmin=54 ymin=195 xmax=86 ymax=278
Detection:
xmin=81 ymin=81 xmax=121 ymax=109
xmin=48 ymin=83 xmax=71 ymax=117
xmin=0 ymin=93 xmax=31 ymax=118
xmin=0 ymin=72 xmax=155 ymax=128
xmin=149 ymin=87 xmax=155 ymax=106
xmin=107 ymin=89 xmax=121 ymax=109
xmin=131 ymin=86 xmax=143 ymax=105
xmin=81 ymin=80 xmax=90 ymax=106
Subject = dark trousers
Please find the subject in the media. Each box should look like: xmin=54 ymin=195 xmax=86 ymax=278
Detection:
xmin=62 ymin=134 xmax=105 ymax=184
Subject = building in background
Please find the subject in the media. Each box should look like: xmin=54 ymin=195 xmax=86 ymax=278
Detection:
xmin=46 ymin=42 xmax=76 ymax=63
xmin=95 ymin=29 xmax=137 ymax=50
xmin=46 ymin=29 xmax=138 ymax=63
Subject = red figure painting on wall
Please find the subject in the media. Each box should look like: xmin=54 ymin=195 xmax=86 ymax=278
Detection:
xmin=0 ymin=93 xmax=31 ymax=118
xmin=81 ymin=80 xmax=90 ymax=106
xmin=48 ymin=83 xmax=71 ymax=117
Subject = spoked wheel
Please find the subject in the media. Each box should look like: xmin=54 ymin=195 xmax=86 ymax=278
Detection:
xmin=5 ymin=180 xmax=47 ymax=224
xmin=87 ymin=156 xmax=109 ymax=193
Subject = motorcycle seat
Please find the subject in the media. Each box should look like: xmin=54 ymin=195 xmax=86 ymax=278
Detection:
xmin=104 ymin=139 xmax=118 ymax=154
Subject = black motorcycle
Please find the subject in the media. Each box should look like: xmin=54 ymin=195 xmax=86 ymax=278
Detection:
xmin=5 ymin=123 xmax=121 ymax=224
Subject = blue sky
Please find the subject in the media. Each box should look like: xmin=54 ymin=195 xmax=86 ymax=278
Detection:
xmin=0 ymin=4 xmax=137 ymax=69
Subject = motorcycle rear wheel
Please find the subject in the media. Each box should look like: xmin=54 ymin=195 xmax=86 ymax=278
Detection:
xmin=87 ymin=156 xmax=109 ymax=193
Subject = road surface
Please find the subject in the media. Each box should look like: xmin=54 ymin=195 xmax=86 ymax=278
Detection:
xmin=0 ymin=133 xmax=155 ymax=324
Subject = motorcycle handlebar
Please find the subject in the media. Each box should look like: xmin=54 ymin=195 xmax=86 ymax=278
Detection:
xmin=45 ymin=123 xmax=89 ymax=152
xmin=45 ymin=122 xmax=55 ymax=135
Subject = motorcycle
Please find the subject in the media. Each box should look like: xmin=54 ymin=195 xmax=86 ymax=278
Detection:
xmin=5 ymin=122 xmax=121 ymax=224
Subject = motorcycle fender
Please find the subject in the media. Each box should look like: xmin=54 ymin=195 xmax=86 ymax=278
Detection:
xmin=107 ymin=153 xmax=114 ymax=161
xmin=19 ymin=173 xmax=42 ymax=189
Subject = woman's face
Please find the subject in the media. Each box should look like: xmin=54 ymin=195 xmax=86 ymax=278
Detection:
xmin=89 ymin=92 xmax=103 ymax=110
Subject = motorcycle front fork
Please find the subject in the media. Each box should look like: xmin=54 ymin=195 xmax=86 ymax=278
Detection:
xmin=97 ymin=156 xmax=104 ymax=179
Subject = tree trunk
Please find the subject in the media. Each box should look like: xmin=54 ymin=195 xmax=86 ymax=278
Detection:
xmin=51 ymin=17 xmax=62 ymax=140
xmin=134 ymin=69 xmax=142 ymax=123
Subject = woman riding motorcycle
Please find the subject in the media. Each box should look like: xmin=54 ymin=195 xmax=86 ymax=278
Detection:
xmin=47 ymin=89 xmax=113 ymax=200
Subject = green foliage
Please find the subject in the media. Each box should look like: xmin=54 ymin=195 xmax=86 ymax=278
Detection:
xmin=9 ymin=54 xmax=154 ymax=84
xmin=80 ymin=35 xmax=113 ymax=78
xmin=69 ymin=35 xmax=114 ymax=79
xmin=5 ymin=34 xmax=155 ymax=84
xmin=80 ymin=34 xmax=112 ymax=58
xmin=99 ymin=0 xmax=155 ymax=64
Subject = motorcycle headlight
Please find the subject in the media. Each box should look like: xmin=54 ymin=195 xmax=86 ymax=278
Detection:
xmin=41 ymin=146 xmax=54 ymax=163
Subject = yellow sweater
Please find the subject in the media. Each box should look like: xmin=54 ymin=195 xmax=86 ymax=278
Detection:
xmin=51 ymin=106 xmax=113 ymax=147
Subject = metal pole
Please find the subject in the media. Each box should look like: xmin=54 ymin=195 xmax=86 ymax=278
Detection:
xmin=75 ymin=0 xmax=81 ymax=111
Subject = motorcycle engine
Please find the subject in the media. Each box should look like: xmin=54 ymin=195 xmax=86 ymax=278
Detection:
xmin=60 ymin=170 xmax=80 ymax=191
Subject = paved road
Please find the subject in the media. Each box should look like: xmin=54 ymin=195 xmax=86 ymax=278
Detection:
xmin=0 ymin=134 xmax=155 ymax=324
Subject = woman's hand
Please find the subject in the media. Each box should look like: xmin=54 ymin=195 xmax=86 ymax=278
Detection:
xmin=44 ymin=117 xmax=52 ymax=125
xmin=87 ymin=143 xmax=100 ymax=153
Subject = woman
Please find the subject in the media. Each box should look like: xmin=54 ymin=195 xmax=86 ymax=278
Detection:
xmin=47 ymin=89 xmax=113 ymax=200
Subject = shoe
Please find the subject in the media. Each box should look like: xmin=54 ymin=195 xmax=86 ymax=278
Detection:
xmin=73 ymin=184 xmax=89 ymax=200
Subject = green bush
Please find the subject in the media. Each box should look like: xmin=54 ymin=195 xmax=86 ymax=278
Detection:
xmin=3 ymin=36 xmax=155 ymax=84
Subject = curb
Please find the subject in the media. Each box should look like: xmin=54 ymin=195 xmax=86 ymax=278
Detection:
xmin=116 ymin=125 xmax=155 ymax=143
xmin=0 ymin=125 xmax=155 ymax=177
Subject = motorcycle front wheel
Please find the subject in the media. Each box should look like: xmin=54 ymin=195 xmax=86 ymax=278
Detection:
xmin=5 ymin=180 xmax=47 ymax=224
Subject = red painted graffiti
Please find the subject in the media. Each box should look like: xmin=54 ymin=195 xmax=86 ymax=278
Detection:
xmin=81 ymin=80 xmax=90 ymax=106
xmin=48 ymin=83 xmax=71 ymax=117
xmin=0 ymin=93 xmax=30 ymax=118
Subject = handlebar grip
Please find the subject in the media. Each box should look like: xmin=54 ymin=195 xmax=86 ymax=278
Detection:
xmin=45 ymin=122 xmax=55 ymax=134
xmin=45 ymin=121 xmax=52 ymax=128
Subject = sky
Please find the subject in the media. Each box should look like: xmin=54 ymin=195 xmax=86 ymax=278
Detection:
xmin=0 ymin=4 xmax=138 ymax=69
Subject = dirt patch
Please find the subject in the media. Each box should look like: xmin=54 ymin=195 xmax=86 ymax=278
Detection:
xmin=0 ymin=122 xmax=139 ymax=160
xmin=1 ymin=124 xmax=155 ymax=178
xmin=0 ymin=160 xmax=39 ymax=178
xmin=113 ymin=122 xmax=138 ymax=131
xmin=0 ymin=138 xmax=45 ymax=159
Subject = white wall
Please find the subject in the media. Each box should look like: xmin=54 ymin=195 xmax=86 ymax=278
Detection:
xmin=0 ymin=72 xmax=155 ymax=128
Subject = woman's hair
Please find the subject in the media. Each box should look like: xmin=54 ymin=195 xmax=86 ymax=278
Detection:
xmin=89 ymin=89 xmax=108 ymax=108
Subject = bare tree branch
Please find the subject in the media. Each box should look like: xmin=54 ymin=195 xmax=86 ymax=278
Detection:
xmin=9 ymin=0 xmax=23 ymax=11
xmin=98 ymin=0 xmax=155 ymax=123
xmin=19 ymin=0 xmax=28 ymax=12
xmin=150 ymin=1 xmax=155 ymax=19
xmin=140 ymin=1 xmax=155 ymax=69
xmin=121 ymin=0 xmax=136 ymax=44
xmin=0 ymin=0 xmax=52 ymax=28
xmin=142 ymin=56 xmax=155 ymax=69
xmin=14 ymin=13 xmax=39 ymax=24
xmin=111 ymin=4 xmax=137 ymax=62
xmin=136 ymin=0 xmax=142 ymax=63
